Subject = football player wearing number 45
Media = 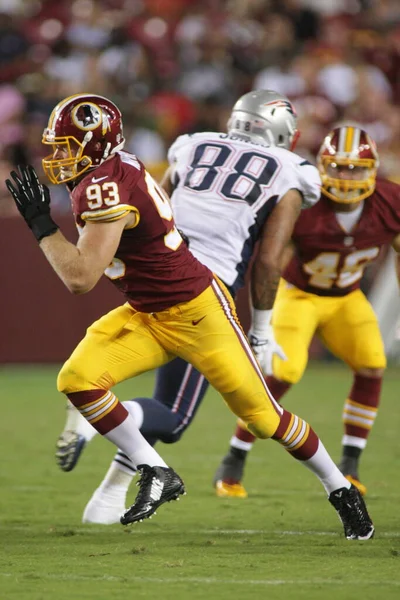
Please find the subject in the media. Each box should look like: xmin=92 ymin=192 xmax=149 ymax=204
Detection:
xmin=215 ymin=124 xmax=400 ymax=500
xmin=6 ymin=92 xmax=373 ymax=539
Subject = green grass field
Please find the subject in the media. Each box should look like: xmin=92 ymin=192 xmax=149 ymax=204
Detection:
xmin=1 ymin=363 xmax=399 ymax=600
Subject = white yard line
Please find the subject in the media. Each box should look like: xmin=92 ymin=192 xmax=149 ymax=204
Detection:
xmin=203 ymin=529 xmax=400 ymax=537
xmin=0 ymin=573 xmax=399 ymax=586
xmin=53 ymin=527 xmax=400 ymax=538
xmin=4 ymin=525 xmax=398 ymax=539
xmin=3 ymin=523 xmax=400 ymax=538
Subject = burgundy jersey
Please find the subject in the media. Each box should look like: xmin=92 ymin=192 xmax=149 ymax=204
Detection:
xmin=284 ymin=178 xmax=400 ymax=296
xmin=71 ymin=151 xmax=212 ymax=312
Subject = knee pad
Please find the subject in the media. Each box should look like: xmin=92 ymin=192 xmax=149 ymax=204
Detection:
xmin=274 ymin=359 xmax=304 ymax=385
xmin=352 ymin=356 xmax=387 ymax=372
xmin=57 ymin=360 xmax=77 ymax=394
xmin=243 ymin=407 xmax=281 ymax=440
xmin=132 ymin=397 xmax=182 ymax=443
xmin=57 ymin=360 xmax=108 ymax=394
xmin=158 ymin=429 xmax=184 ymax=444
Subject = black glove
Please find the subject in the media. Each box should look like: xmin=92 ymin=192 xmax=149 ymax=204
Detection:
xmin=6 ymin=165 xmax=59 ymax=242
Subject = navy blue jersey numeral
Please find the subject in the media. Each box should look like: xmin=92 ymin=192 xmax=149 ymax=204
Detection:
xmin=184 ymin=143 xmax=231 ymax=191
xmin=221 ymin=151 xmax=279 ymax=205
xmin=184 ymin=143 xmax=278 ymax=205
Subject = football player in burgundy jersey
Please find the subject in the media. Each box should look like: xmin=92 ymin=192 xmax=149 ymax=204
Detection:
xmin=6 ymin=93 xmax=374 ymax=538
xmin=215 ymin=124 xmax=400 ymax=499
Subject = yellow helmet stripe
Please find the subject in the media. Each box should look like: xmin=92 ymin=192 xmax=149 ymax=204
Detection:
xmin=344 ymin=126 xmax=354 ymax=153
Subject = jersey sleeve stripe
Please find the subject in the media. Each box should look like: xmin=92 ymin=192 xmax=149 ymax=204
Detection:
xmin=81 ymin=205 xmax=139 ymax=224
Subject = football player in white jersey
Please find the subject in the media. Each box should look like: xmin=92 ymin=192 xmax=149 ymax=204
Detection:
xmin=56 ymin=90 xmax=374 ymax=540
xmin=167 ymin=127 xmax=319 ymax=298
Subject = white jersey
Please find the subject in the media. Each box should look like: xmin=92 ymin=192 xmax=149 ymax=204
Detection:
xmin=168 ymin=131 xmax=321 ymax=293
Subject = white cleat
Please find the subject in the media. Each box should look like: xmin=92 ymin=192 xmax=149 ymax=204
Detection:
xmin=82 ymin=489 xmax=126 ymax=525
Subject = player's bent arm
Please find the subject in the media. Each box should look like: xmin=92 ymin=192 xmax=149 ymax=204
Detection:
xmin=391 ymin=233 xmax=400 ymax=253
xmin=391 ymin=233 xmax=400 ymax=286
xmin=159 ymin=166 xmax=173 ymax=197
xmin=251 ymin=189 xmax=302 ymax=310
xmin=39 ymin=215 xmax=131 ymax=294
xmin=281 ymin=240 xmax=295 ymax=271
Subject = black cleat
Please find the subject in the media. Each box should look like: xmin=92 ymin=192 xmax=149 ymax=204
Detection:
xmin=213 ymin=449 xmax=246 ymax=487
xmin=329 ymin=484 xmax=374 ymax=540
xmin=55 ymin=431 xmax=86 ymax=472
xmin=120 ymin=465 xmax=185 ymax=525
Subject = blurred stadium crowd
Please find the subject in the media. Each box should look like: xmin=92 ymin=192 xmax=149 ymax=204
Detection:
xmin=0 ymin=0 xmax=399 ymax=215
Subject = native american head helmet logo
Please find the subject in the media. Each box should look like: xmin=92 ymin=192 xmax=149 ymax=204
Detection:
xmin=72 ymin=102 xmax=103 ymax=131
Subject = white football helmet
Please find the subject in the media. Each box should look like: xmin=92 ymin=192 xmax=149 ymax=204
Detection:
xmin=227 ymin=90 xmax=299 ymax=150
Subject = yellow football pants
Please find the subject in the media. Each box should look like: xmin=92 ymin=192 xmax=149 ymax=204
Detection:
xmin=58 ymin=280 xmax=282 ymax=439
xmin=273 ymin=280 xmax=386 ymax=383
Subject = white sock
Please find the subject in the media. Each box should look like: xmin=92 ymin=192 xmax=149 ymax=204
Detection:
xmin=64 ymin=400 xmax=98 ymax=443
xmin=303 ymin=440 xmax=351 ymax=495
xmin=122 ymin=400 xmax=144 ymax=428
xmin=230 ymin=436 xmax=254 ymax=452
xmin=65 ymin=399 xmax=143 ymax=444
xmin=103 ymin=413 xmax=168 ymax=468
xmin=96 ymin=462 xmax=134 ymax=500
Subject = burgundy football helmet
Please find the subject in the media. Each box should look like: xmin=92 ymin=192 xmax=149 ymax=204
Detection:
xmin=42 ymin=94 xmax=125 ymax=184
xmin=317 ymin=125 xmax=379 ymax=203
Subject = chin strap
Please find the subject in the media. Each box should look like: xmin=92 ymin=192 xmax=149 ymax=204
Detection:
xmin=103 ymin=142 xmax=112 ymax=160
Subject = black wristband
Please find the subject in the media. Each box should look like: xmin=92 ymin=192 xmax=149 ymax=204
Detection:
xmin=30 ymin=214 xmax=59 ymax=242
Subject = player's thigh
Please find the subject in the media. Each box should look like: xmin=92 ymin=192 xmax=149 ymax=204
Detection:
xmin=319 ymin=290 xmax=387 ymax=371
xmin=272 ymin=283 xmax=319 ymax=383
xmin=57 ymin=304 xmax=171 ymax=393
xmin=176 ymin=280 xmax=258 ymax=393
xmin=176 ymin=279 xmax=282 ymax=438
